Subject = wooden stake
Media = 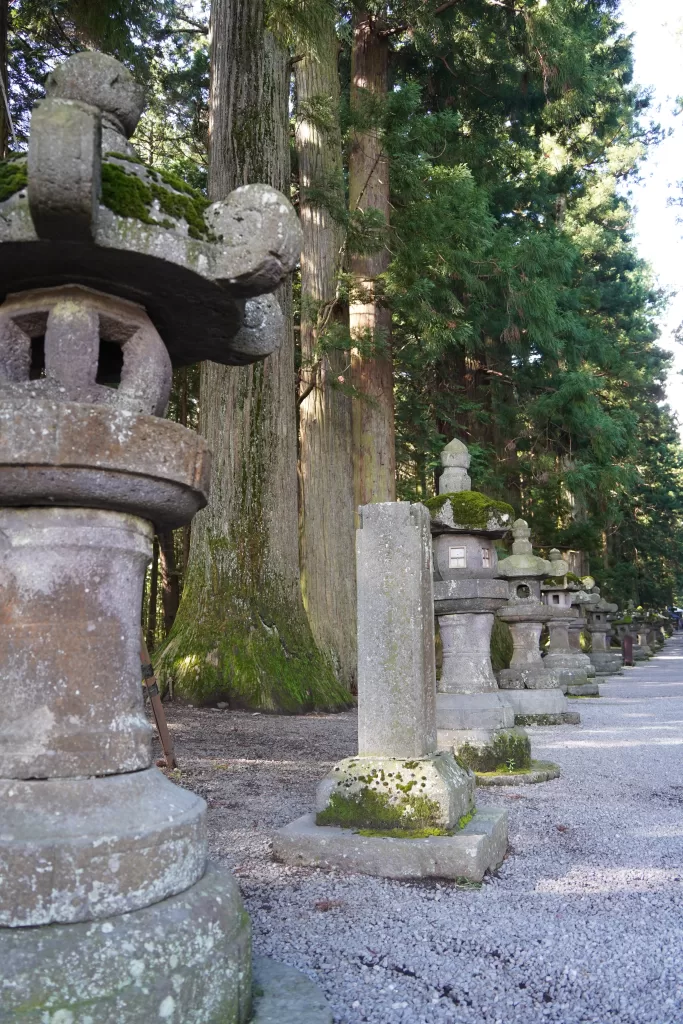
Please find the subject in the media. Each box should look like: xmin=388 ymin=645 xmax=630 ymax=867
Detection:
xmin=140 ymin=633 xmax=177 ymax=769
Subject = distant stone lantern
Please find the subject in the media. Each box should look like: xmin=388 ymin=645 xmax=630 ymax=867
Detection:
xmin=496 ymin=521 xmax=580 ymax=726
xmin=541 ymin=553 xmax=600 ymax=696
xmin=0 ymin=52 xmax=327 ymax=1022
xmin=428 ymin=440 xmax=542 ymax=778
xmin=585 ymin=587 xmax=624 ymax=675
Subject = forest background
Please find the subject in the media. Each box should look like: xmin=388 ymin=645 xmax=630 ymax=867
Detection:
xmin=3 ymin=0 xmax=683 ymax=712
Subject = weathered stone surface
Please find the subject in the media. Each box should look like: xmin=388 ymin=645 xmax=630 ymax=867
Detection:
xmin=433 ymin=576 xmax=509 ymax=612
xmin=475 ymin=761 xmax=561 ymax=787
xmin=46 ymin=51 xmax=146 ymax=139
xmin=273 ymin=808 xmax=508 ymax=882
xmin=0 ymin=769 xmax=206 ymax=926
xmin=502 ymin=688 xmax=570 ymax=716
xmin=0 ymin=508 xmax=153 ymax=779
xmin=0 ymin=286 xmax=172 ymax=415
xmin=0 ymin=863 xmax=252 ymax=1023
xmin=251 ymin=958 xmax=333 ymax=1024
xmin=0 ymin=400 xmax=210 ymax=528
xmin=314 ymin=753 xmax=474 ymax=830
xmin=357 ymin=502 xmax=437 ymax=758
xmin=436 ymin=692 xmax=515 ymax=731
xmin=28 ymin=99 xmax=101 ymax=242
xmin=438 ymin=611 xmax=502 ymax=692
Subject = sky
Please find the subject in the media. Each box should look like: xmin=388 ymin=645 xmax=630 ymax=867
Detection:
xmin=619 ymin=0 xmax=683 ymax=421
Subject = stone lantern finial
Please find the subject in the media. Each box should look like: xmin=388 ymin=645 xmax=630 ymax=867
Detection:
xmin=439 ymin=437 xmax=471 ymax=494
xmin=511 ymin=518 xmax=533 ymax=555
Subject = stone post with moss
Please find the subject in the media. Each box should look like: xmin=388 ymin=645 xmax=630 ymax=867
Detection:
xmin=425 ymin=439 xmax=558 ymax=784
xmin=0 ymin=51 xmax=330 ymax=1022
xmin=541 ymin=554 xmax=600 ymax=696
xmin=274 ymin=500 xmax=508 ymax=880
xmin=496 ymin=521 xmax=580 ymax=727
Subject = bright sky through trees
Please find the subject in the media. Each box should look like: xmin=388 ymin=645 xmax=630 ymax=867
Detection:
xmin=622 ymin=0 xmax=683 ymax=422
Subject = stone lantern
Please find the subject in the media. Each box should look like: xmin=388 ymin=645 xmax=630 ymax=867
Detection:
xmin=496 ymin=521 xmax=580 ymax=726
xmin=428 ymin=439 xmax=534 ymax=776
xmin=0 ymin=52 xmax=327 ymax=1021
xmin=541 ymin=553 xmax=599 ymax=696
xmin=568 ymin=585 xmax=598 ymax=678
xmin=585 ymin=588 xmax=623 ymax=675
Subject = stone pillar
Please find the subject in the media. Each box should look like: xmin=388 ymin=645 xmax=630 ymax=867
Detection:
xmin=357 ymin=502 xmax=437 ymax=758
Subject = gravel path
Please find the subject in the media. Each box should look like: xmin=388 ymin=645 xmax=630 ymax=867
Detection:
xmin=158 ymin=636 xmax=683 ymax=1024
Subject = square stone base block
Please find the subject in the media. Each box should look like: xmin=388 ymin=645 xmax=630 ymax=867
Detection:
xmin=566 ymin=682 xmax=600 ymax=696
xmin=273 ymin=808 xmax=508 ymax=883
xmin=252 ymin=958 xmax=332 ymax=1024
xmin=436 ymin=691 xmax=515 ymax=732
xmin=502 ymin=688 xmax=580 ymax=726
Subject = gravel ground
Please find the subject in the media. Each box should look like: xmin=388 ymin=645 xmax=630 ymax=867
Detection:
xmin=156 ymin=637 xmax=683 ymax=1024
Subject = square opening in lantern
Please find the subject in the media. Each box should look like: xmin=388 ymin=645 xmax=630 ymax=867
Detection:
xmin=449 ymin=546 xmax=466 ymax=569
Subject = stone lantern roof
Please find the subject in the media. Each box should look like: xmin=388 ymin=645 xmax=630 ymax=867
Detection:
xmin=425 ymin=437 xmax=514 ymax=538
xmin=0 ymin=50 xmax=301 ymax=368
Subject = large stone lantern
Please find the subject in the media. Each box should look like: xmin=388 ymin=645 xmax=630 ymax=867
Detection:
xmin=496 ymin=521 xmax=579 ymax=726
xmin=541 ymin=556 xmax=599 ymax=696
xmin=585 ymin=588 xmax=623 ymax=675
xmin=0 ymin=52 xmax=326 ymax=1022
xmin=428 ymin=439 xmax=534 ymax=776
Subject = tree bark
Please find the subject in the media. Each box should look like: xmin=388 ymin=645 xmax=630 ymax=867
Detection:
xmin=156 ymin=0 xmax=347 ymax=711
xmin=349 ymin=9 xmax=396 ymax=507
xmin=0 ymin=0 xmax=8 ymax=159
xmin=158 ymin=529 xmax=180 ymax=635
xmin=296 ymin=29 xmax=357 ymax=690
xmin=146 ymin=536 xmax=159 ymax=653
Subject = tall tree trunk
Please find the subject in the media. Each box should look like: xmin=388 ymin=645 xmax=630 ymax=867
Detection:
xmin=0 ymin=0 xmax=8 ymax=159
xmin=296 ymin=29 xmax=357 ymax=690
xmin=158 ymin=529 xmax=180 ymax=635
xmin=146 ymin=536 xmax=159 ymax=653
xmin=349 ymin=9 xmax=396 ymax=507
xmin=156 ymin=0 xmax=347 ymax=711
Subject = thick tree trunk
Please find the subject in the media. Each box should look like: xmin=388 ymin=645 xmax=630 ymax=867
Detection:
xmin=156 ymin=0 xmax=347 ymax=711
xmin=296 ymin=30 xmax=357 ymax=690
xmin=0 ymin=0 xmax=8 ymax=159
xmin=146 ymin=536 xmax=159 ymax=653
xmin=158 ymin=529 xmax=180 ymax=635
xmin=349 ymin=10 xmax=396 ymax=507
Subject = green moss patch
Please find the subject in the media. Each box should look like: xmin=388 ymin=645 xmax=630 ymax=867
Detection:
xmin=424 ymin=491 xmax=515 ymax=530
xmin=101 ymin=161 xmax=213 ymax=240
xmin=0 ymin=158 xmax=28 ymax=202
xmin=316 ymin=787 xmax=444 ymax=833
xmin=457 ymin=729 xmax=531 ymax=773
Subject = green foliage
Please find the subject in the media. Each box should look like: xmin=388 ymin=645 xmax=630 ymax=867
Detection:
xmin=0 ymin=159 xmax=27 ymax=202
xmin=458 ymin=729 xmax=531 ymax=774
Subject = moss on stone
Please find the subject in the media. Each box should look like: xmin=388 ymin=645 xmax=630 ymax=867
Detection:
xmin=457 ymin=729 xmax=531 ymax=773
xmin=316 ymin=787 xmax=443 ymax=832
xmin=424 ymin=490 xmax=515 ymax=530
xmin=490 ymin=617 xmax=514 ymax=672
xmin=101 ymin=160 xmax=213 ymax=240
xmin=474 ymin=759 xmax=559 ymax=780
xmin=0 ymin=158 xmax=27 ymax=202
xmin=357 ymin=809 xmax=474 ymax=839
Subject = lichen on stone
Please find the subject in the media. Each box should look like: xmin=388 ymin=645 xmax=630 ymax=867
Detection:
xmin=0 ymin=158 xmax=28 ymax=202
xmin=424 ymin=490 xmax=515 ymax=530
